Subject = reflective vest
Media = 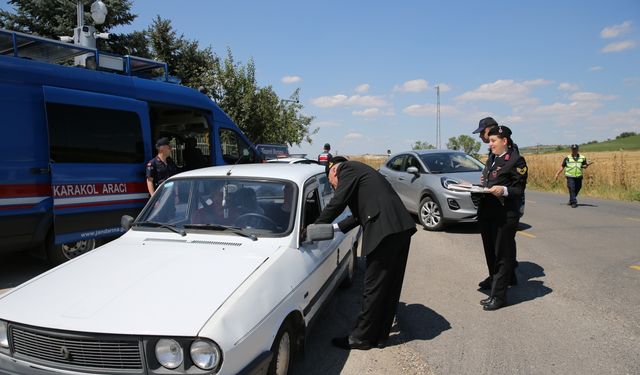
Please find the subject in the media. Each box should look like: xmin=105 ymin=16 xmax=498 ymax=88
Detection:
xmin=564 ymin=154 xmax=586 ymax=177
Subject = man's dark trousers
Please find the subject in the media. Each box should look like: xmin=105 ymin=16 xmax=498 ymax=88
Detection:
xmin=567 ymin=176 xmax=583 ymax=204
xmin=350 ymin=230 xmax=411 ymax=344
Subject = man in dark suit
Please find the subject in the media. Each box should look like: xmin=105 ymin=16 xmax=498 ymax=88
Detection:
xmin=314 ymin=156 xmax=416 ymax=350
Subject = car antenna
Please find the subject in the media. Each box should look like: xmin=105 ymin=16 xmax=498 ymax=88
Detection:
xmin=226 ymin=135 xmax=265 ymax=176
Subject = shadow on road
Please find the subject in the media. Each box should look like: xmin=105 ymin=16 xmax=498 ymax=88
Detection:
xmin=384 ymin=302 xmax=451 ymax=348
xmin=478 ymin=261 xmax=552 ymax=308
xmin=0 ymin=252 xmax=52 ymax=291
xmin=576 ymin=203 xmax=598 ymax=207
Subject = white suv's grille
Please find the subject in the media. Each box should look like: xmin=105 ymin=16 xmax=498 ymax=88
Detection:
xmin=11 ymin=326 xmax=143 ymax=372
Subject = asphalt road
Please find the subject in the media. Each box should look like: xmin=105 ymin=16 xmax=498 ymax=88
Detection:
xmin=1 ymin=190 xmax=639 ymax=374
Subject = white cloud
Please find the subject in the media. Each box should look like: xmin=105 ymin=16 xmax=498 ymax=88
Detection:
xmin=352 ymin=108 xmax=394 ymax=117
xmin=569 ymin=92 xmax=616 ymax=101
xmin=281 ymin=75 xmax=301 ymax=84
xmin=624 ymin=77 xmax=640 ymax=86
xmin=313 ymin=120 xmax=341 ymax=127
xmin=589 ymin=66 xmax=604 ymax=71
xmin=558 ymin=82 xmax=579 ymax=91
xmin=523 ymin=79 xmax=553 ymax=87
xmin=355 ymin=84 xmax=370 ymax=94
xmin=435 ymin=83 xmax=452 ymax=92
xmin=455 ymin=79 xmax=538 ymax=105
xmin=600 ymin=21 xmax=632 ymax=39
xmin=393 ymin=79 xmax=429 ymax=92
xmin=344 ymin=132 xmax=364 ymax=141
xmin=503 ymin=115 xmax=524 ymax=124
xmin=310 ymin=94 xmax=388 ymax=108
xmin=601 ymin=40 xmax=636 ymax=53
xmin=402 ymin=103 xmax=459 ymax=116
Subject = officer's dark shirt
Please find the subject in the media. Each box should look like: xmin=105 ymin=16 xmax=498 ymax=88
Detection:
xmin=146 ymin=156 xmax=177 ymax=188
xmin=478 ymin=148 xmax=528 ymax=219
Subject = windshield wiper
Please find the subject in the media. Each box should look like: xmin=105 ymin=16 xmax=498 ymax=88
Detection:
xmin=132 ymin=221 xmax=186 ymax=236
xmin=183 ymin=223 xmax=258 ymax=241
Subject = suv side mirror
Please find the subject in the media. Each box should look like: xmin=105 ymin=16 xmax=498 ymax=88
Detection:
xmin=121 ymin=215 xmax=134 ymax=231
xmin=406 ymin=166 xmax=419 ymax=174
xmin=305 ymin=224 xmax=334 ymax=242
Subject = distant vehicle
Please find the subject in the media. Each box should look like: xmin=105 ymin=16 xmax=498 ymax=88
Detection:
xmin=0 ymin=29 xmax=259 ymax=264
xmin=256 ymin=144 xmax=290 ymax=160
xmin=379 ymin=150 xmax=483 ymax=231
xmin=267 ymin=157 xmax=319 ymax=165
xmin=0 ymin=164 xmax=360 ymax=375
xmin=288 ymin=153 xmax=308 ymax=158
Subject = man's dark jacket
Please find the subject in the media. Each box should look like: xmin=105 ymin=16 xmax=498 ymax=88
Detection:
xmin=315 ymin=161 xmax=416 ymax=256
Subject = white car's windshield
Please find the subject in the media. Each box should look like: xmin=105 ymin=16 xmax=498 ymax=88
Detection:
xmin=137 ymin=178 xmax=297 ymax=236
xmin=419 ymin=153 xmax=484 ymax=173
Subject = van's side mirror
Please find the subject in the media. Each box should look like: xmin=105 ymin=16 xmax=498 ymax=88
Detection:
xmin=305 ymin=224 xmax=334 ymax=242
xmin=406 ymin=166 xmax=419 ymax=174
xmin=121 ymin=215 xmax=134 ymax=231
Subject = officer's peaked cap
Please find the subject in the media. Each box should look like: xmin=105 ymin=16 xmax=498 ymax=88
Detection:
xmin=473 ymin=117 xmax=498 ymax=134
xmin=156 ymin=137 xmax=170 ymax=148
xmin=487 ymin=125 xmax=512 ymax=138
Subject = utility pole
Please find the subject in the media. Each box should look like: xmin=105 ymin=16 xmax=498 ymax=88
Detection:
xmin=435 ymin=85 xmax=441 ymax=149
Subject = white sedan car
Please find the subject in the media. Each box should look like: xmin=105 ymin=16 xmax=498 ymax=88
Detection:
xmin=0 ymin=164 xmax=360 ymax=375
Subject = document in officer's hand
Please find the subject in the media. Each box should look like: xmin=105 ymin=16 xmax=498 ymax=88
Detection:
xmin=448 ymin=183 xmax=490 ymax=193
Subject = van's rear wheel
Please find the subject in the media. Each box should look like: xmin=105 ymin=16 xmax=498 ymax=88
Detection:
xmin=268 ymin=320 xmax=294 ymax=375
xmin=46 ymin=231 xmax=96 ymax=265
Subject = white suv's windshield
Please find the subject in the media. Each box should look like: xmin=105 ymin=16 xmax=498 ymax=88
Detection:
xmin=419 ymin=153 xmax=484 ymax=173
xmin=137 ymin=178 xmax=297 ymax=236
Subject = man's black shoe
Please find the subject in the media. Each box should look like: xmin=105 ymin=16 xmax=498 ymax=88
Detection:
xmin=331 ymin=336 xmax=373 ymax=350
xmin=480 ymin=297 xmax=492 ymax=305
xmin=478 ymin=277 xmax=492 ymax=290
xmin=482 ymin=297 xmax=506 ymax=311
xmin=571 ymin=203 xmax=577 ymax=208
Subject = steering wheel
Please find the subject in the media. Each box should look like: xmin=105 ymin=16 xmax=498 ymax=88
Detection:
xmin=234 ymin=213 xmax=279 ymax=231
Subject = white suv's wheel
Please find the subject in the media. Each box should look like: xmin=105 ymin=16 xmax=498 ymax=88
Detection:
xmin=419 ymin=196 xmax=444 ymax=231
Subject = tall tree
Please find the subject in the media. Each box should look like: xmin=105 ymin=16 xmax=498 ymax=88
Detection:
xmin=412 ymin=141 xmax=435 ymax=150
xmin=0 ymin=0 xmax=136 ymax=51
xmin=447 ymin=135 xmax=481 ymax=157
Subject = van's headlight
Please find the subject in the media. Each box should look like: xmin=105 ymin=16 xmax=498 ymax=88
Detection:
xmin=155 ymin=339 xmax=183 ymax=369
xmin=0 ymin=321 xmax=8 ymax=349
xmin=190 ymin=339 xmax=221 ymax=370
xmin=441 ymin=177 xmax=461 ymax=190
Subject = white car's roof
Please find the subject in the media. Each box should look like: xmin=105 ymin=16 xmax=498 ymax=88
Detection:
xmin=266 ymin=157 xmax=317 ymax=164
xmin=171 ymin=163 xmax=326 ymax=186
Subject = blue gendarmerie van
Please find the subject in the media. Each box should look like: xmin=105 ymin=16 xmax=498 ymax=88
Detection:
xmin=0 ymin=29 xmax=260 ymax=264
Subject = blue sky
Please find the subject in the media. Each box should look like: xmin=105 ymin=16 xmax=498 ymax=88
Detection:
xmin=3 ymin=0 xmax=639 ymax=156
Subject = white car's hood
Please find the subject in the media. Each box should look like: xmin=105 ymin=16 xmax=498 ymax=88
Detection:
xmin=0 ymin=235 xmax=270 ymax=336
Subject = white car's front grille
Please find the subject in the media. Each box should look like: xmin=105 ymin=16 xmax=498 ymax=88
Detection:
xmin=11 ymin=325 xmax=143 ymax=372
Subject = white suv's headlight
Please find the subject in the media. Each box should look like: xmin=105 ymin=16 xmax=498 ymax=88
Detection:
xmin=155 ymin=339 xmax=183 ymax=369
xmin=441 ymin=177 xmax=461 ymax=190
xmin=0 ymin=321 xmax=8 ymax=349
xmin=190 ymin=339 xmax=221 ymax=370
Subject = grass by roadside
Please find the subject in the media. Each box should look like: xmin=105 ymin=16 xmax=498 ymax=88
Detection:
xmin=349 ymin=150 xmax=640 ymax=202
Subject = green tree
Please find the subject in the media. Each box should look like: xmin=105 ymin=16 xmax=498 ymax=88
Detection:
xmin=412 ymin=141 xmax=435 ymax=150
xmin=447 ymin=135 xmax=481 ymax=156
xmin=0 ymin=0 xmax=136 ymax=52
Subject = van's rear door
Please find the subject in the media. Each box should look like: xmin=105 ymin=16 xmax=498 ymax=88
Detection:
xmin=43 ymin=86 xmax=151 ymax=247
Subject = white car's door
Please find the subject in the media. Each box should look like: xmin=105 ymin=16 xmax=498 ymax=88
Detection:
xmin=297 ymin=177 xmax=341 ymax=320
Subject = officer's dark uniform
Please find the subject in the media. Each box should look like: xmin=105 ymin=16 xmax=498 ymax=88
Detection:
xmin=146 ymin=156 xmax=177 ymax=190
xmin=475 ymin=126 xmax=528 ymax=310
xmin=318 ymin=143 xmax=333 ymax=166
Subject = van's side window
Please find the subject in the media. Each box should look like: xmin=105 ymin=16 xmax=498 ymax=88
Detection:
xmin=219 ymin=128 xmax=257 ymax=164
xmin=47 ymin=103 xmax=144 ymax=163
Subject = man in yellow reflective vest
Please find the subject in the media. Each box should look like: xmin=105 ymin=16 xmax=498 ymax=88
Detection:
xmin=554 ymin=144 xmax=592 ymax=208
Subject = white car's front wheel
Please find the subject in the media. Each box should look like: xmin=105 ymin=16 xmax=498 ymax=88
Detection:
xmin=268 ymin=321 xmax=294 ymax=375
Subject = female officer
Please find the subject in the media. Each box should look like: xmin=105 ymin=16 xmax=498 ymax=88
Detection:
xmin=477 ymin=125 xmax=528 ymax=311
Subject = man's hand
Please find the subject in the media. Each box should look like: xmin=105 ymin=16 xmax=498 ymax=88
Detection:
xmin=488 ymin=185 xmax=504 ymax=197
xmin=300 ymin=227 xmax=307 ymax=242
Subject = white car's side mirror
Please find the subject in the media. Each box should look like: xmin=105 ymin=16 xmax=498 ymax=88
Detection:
xmin=407 ymin=166 xmax=419 ymax=174
xmin=305 ymin=224 xmax=334 ymax=242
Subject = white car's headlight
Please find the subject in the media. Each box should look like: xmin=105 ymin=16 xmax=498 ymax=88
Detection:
xmin=190 ymin=339 xmax=221 ymax=370
xmin=0 ymin=321 xmax=8 ymax=349
xmin=155 ymin=339 xmax=183 ymax=369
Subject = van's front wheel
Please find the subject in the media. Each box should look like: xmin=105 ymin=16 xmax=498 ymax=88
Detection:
xmin=46 ymin=231 xmax=96 ymax=265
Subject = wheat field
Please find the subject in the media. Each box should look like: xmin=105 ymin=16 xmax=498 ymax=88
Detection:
xmin=349 ymin=151 xmax=640 ymax=202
